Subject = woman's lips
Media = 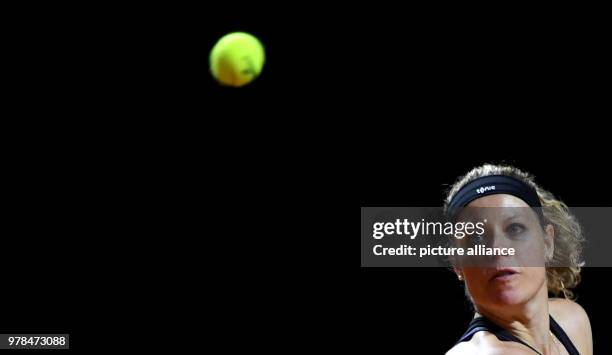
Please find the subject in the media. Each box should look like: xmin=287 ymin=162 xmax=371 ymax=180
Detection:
xmin=490 ymin=268 xmax=519 ymax=281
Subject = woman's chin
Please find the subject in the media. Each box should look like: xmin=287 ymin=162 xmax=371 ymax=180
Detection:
xmin=490 ymin=289 xmax=528 ymax=305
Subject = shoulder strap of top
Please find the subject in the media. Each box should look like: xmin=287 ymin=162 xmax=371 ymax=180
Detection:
xmin=457 ymin=316 xmax=581 ymax=354
xmin=550 ymin=316 xmax=580 ymax=355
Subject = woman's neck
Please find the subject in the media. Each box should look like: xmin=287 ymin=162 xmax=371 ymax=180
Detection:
xmin=475 ymin=286 xmax=554 ymax=354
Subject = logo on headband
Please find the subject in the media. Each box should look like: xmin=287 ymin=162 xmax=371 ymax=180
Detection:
xmin=476 ymin=185 xmax=496 ymax=194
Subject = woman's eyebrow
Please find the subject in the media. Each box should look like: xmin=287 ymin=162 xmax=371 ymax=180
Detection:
xmin=502 ymin=213 xmax=522 ymax=222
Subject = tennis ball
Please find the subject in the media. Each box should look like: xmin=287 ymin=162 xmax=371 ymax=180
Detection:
xmin=209 ymin=32 xmax=265 ymax=87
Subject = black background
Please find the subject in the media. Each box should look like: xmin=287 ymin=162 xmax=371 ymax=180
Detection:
xmin=3 ymin=2 xmax=609 ymax=352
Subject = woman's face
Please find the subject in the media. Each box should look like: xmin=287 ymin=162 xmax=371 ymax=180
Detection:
xmin=455 ymin=194 xmax=554 ymax=309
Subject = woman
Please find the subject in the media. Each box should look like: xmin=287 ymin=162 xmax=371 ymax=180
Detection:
xmin=445 ymin=164 xmax=592 ymax=355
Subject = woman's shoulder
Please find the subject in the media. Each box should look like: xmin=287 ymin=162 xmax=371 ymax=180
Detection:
xmin=548 ymin=297 xmax=593 ymax=354
xmin=548 ymin=297 xmax=588 ymax=319
xmin=548 ymin=297 xmax=590 ymax=331
xmin=446 ymin=331 xmax=533 ymax=355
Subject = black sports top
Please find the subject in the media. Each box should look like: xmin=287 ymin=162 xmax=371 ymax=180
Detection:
xmin=457 ymin=315 xmax=580 ymax=355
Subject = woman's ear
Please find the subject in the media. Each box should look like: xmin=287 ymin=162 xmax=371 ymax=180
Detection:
xmin=544 ymin=224 xmax=555 ymax=261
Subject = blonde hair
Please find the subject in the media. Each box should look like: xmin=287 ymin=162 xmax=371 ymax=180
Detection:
xmin=444 ymin=164 xmax=584 ymax=299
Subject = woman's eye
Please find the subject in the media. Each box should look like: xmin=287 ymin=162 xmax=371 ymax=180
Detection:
xmin=468 ymin=234 xmax=485 ymax=245
xmin=506 ymin=223 xmax=525 ymax=236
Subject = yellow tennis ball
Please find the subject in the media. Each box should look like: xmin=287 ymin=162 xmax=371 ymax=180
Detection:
xmin=209 ymin=32 xmax=265 ymax=87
